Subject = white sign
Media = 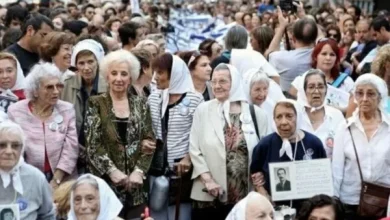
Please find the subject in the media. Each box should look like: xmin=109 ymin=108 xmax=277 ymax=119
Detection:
xmin=326 ymin=85 xmax=350 ymax=109
xmin=0 ymin=204 xmax=20 ymax=220
xmin=269 ymin=159 xmax=334 ymax=201
xmin=130 ymin=0 xmax=140 ymax=14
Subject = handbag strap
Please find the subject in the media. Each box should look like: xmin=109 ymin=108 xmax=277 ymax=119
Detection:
xmin=347 ymin=126 xmax=364 ymax=182
xmin=249 ymin=104 xmax=260 ymax=139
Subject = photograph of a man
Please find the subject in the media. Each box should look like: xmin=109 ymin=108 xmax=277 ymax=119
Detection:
xmin=276 ymin=168 xmax=291 ymax=192
xmin=0 ymin=208 xmax=15 ymax=220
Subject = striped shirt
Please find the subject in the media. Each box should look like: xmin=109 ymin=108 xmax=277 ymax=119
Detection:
xmin=148 ymin=92 xmax=204 ymax=167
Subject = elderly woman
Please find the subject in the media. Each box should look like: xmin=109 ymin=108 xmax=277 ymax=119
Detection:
xmin=68 ymin=174 xmax=123 ymax=220
xmin=295 ymin=69 xmax=345 ymax=158
xmin=226 ymin=192 xmax=274 ymax=220
xmin=190 ymin=64 xmax=270 ymax=219
xmin=136 ymin=39 xmax=160 ymax=58
xmin=251 ymin=99 xmax=326 ymax=210
xmin=0 ymin=52 xmax=25 ymax=113
xmin=8 ymin=63 xmax=79 ymax=189
xmin=332 ymin=74 xmax=390 ymax=219
xmin=61 ymin=39 xmax=107 ymax=171
xmin=148 ymin=53 xmax=204 ymax=220
xmin=85 ymin=50 xmax=155 ymax=219
xmin=129 ymin=49 xmax=153 ymax=97
xmin=0 ymin=121 xmax=55 ymax=219
xmin=39 ymin=32 xmax=76 ymax=80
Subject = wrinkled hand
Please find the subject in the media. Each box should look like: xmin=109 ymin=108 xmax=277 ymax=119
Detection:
xmin=109 ymin=169 xmax=128 ymax=186
xmin=50 ymin=180 xmax=59 ymax=190
xmin=125 ymin=170 xmax=144 ymax=191
xmin=174 ymin=155 xmax=192 ymax=177
xmin=141 ymin=139 xmax=156 ymax=155
xmin=251 ymin=172 xmax=265 ymax=187
xmin=277 ymin=6 xmax=289 ymax=28
xmin=204 ymin=180 xmax=224 ymax=198
xmin=293 ymin=1 xmax=305 ymax=19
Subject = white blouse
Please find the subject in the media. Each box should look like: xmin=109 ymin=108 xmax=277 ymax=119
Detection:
xmin=332 ymin=111 xmax=390 ymax=205
xmin=300 ymin=106 xmax=344 ymax=158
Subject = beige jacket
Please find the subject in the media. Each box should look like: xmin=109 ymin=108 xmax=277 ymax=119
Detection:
xmin=61 ymin=74 xmax=107 ymax=134
xmin=189 ymin=100 xmax=270 ymax=202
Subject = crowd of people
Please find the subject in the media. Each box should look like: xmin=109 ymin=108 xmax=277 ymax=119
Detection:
xmin=0 ymin=0 xmax=390 ymax=220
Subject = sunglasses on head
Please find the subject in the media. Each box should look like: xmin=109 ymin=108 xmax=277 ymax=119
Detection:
xmin=317 ymin=37 xmax=337 ymax=44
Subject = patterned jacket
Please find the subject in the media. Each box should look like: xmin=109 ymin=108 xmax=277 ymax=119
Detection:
xmin=84 ymin=92 xmax=155 ymax=207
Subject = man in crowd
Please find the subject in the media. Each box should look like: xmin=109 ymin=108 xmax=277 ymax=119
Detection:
xmin=4 ymin=5 xmax=28 ymax=30
xmin=6 ymin=13 xmax=53 ymax=75
xmin=119 ymin=21 xmax=146 ymax=51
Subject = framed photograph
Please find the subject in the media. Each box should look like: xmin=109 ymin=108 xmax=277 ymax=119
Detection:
xmin=269 ymin=159 xmax=334 ymax=201
xmin=0 ymin=204 xmax=20 ymax=220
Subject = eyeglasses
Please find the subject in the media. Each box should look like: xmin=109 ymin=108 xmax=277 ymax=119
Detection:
xmin=327 ymin=33 xmax=339 ymax=38
xmin=0 ymin=142 xmax=22 ymax=151
xmin=44 ymin=83 xmax=64 ymax=92
xmin=354 ymin=91 xmax=378 ymax=99
xmin=306 ymin=84 xmax=326 ymax=93
xmin=211 ymin=79 xmax=229 ymax=86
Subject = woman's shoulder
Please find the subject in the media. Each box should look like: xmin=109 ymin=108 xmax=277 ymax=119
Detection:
xmin=20 ymin=163 xmax=47 ymax=181
xmin=325 ymin=106 xmax=344 ymax=120
xmin=56 ymin=100 xmax=74 ymax=111
xmin=8 ymin=99 xmax=28 ymax=112
xmin=258 ymin=132 xmax=278 ymax=147
xmin=186 ymin=91 xmax=204 ymax=104
xmin=302 ymin=131 xmax=324 ymax=147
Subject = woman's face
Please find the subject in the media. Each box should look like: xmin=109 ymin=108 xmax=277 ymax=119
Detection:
xmin=154 ymin=69 xmax=170 ymax=90
xmin=107 ymin=62 xmax=132 ymax=94
xmin=0 ymin=132 xmax=23 ymax=172
xmin=143 ymin=44 xmax=158 ymax=58
xmin=308 ymin=205 xmax=336 ymax=220
xmin=73 ymin=183 xmax=100 ymax=220
xmin=192 ymin=56 xmax=212 ymax=82
xmin=35 ymin=77 xmax=63 ymax=106
xmin=76 ymin=53 xmax=98 ymax=83
xmin=244 ymin=15 xmax=252 ymax=29
xmin=316 ymin=44 xmax=337 ymax=74
xmin=210 ymin=43 xmax=222 ymax=61
xmin=250 ymin=81 xmax=268 ymax=106
xmin=53 ymin=44 xmax=73 ymax=71
xmin=343 ymin=20 xmax=355 ymax=31
xmin=0 ymin=59 xmax=17 ymax=90
xmin=252 ymin=15 xmax=260 ymax=28
xmin=274 ymin=104 xmax=297 ymax=139
xmin=327 ymin=30 xmax=339 ymax=42
xmin=211 ymin=69 xmax=231 ymax=102
xmin=355 ymin=84 xmax=380 ymax=114
xmin=305 ymin=74 xmax=327 ymax=107
xmin=110 ymin=21 xmax=121 ymax=32
xmin=343 ymin=31 xmax=354 ymax=45
xmin=52 ymin=17 xmax=64 ymax=30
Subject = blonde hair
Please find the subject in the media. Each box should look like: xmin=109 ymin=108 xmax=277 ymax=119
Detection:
xmin=371 ymin=44 xmax=390 ymax=78
xmin=53 ymin=180 xmax=76 ymax=218
xmin=0 ymin=52 xmax=17 ymax=67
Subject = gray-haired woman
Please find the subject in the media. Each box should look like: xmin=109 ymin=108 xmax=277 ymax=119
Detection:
xmin=0 ymin=120 xmax=55 ymax=220
xmin=84 ymin=50 xmax=155 ymax=219
xmin=8 ymin=63 xmax=79 ymax=189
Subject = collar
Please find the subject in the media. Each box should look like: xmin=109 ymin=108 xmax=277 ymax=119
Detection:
xmin=347 ymin=109 xmax=390 ymax=132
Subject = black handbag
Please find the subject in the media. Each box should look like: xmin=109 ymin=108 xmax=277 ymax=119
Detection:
xmin=348 ymin=127 xmax=390 ymax=217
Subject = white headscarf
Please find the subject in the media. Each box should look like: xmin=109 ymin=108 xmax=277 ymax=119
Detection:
xmin=136 ymin=39 xmax=159 ymax=50
xmin=68 ymin=174 xmax=123 ymax=220
xmin=296 ymin=69 xmax=327 ymax=113
xmin=353 ymin=73 xmax=388 ymax=111
xmin=160 ymin=55 xmax=195 ymax=117
xmin=71 ymin=39 xmax=105 ymax=67
xmin=273 ymin=99 xmax=303 ymax=160
xmin=215 ymin=64 xmax=247 ymax=127
xmin=226 ymin=192 xmax=274 ymax=220
xmin=0 ymin=121 xmax=26 ymax=195
xmin=0 ymin=54 xmax=25 ymax=95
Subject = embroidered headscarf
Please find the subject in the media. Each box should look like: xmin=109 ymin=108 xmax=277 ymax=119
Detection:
xmin=273 ymin=99 xmax=303 ymax=160
xmin=214 ymin=64 xmax=248 ymax=127
xmin=296 ymin=69 xmax=327 ymax=113
xmin=0 ymin=120 xmax=26 ymax=195
xmin=68 ymin=174 xmax=123 ymax=220
xmin=161 ymin=55 xmax=195 ymax=117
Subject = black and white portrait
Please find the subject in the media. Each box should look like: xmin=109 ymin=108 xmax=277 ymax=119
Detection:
xmin=275 ymin=167 xmax=291 ymax=192
xmin=0 ymin=204 xmax=19 ymax=220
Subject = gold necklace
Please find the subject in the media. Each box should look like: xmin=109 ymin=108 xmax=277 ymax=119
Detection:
xmin=32 ymin=103 xmax=53 ymax=118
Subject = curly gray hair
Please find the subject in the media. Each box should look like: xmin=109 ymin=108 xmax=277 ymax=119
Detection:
xmin=24 ymin=63 xmax=63 ymax=100
xmin=99 ymin=50 xmax=140 ymax=82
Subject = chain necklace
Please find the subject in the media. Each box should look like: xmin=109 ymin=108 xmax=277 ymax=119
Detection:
xmin=31 ymin=103 xmax=53 ymax=118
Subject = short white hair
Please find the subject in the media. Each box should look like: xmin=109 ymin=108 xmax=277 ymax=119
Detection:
xmin=250 ymin=70 xmax=270 ymax=90
xmin=24 ymin=63 xmax=63 ymax=100
xmin=100 ymin=50 xmax=140 ymax=82
xmin=0 ymin=120 xmax=26 ymax=152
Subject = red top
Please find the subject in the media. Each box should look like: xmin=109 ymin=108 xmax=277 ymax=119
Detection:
xmin=28 ymin=102 xmax=51 ymax=173
xmin=12 ymin=89 xmax=26 ymax=100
